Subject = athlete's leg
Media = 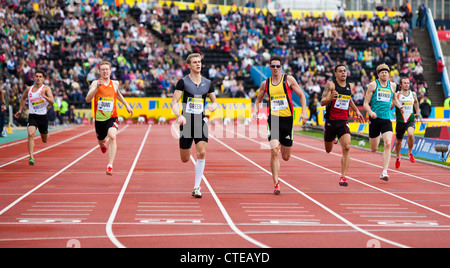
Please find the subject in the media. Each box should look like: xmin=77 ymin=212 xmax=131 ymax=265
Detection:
xmin=280 ymin=145 xmax=291 ymax=161
xmin=193 ymin=141 xmax=207 ymax=190
xmin=369 ymin=135 xmax=380 ymax=153
xmin=27 ymin=126 xmax=37 ymax=159
xmin=270 ymin=139 xmax=281 ymax=185
xmin=324 ymin=140 xmax=334 ymax=153
xmin=180 ymin=148 xmax=191 ymax=163
xmin=107 ymin=127 xmax=117 ymax=166
xmin=406 ymin=126 xmax=415 ymax=155
xmin=339 ymin=133 xmax=351 ymax=177
xmin=381 ymin=131 xmax=393 ymax=172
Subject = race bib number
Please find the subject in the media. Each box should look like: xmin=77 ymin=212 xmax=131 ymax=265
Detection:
xmin=98 ymin=97 xmax=114 ymax=112
xmin=31 ymin=99 xmax=45 ymax=112
xmin=376 ymin=88 xmax=391 ymax=102
xmin=186 ymin=97 xmax=204 ymax=114
xmin=402 ymin=101 xmax=413 ymax=113
xmin=270 ymin=94 xmax=288 ymax=111
xmin=334 ymin=94 xmax=350 ymax=110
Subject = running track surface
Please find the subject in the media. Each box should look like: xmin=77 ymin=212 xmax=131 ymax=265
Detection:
xmin=1 ymin=123 xmax=450 ymax=248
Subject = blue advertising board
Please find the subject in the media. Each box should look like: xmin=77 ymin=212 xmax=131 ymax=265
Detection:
xmin=394 ymin=136 xmax=450 ymax=162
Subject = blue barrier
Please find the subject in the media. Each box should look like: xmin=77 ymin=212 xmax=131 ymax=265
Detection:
xmin=395 ymin=135 xmax=450 ymax=162
xmin=426 ymin=8 xmax=450 ymax=98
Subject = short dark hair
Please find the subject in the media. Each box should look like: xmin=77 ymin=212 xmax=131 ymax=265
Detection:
xmin=35 ymin=69 xmax=47 ymax=78
xmin=269 ymin=55 xmax=283 ymax=65
xmin=334 ymin=64 xmax=346 ymax=72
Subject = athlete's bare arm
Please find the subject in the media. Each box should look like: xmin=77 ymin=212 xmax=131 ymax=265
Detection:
xmin=170 ymin=89 xmax=186 ymax=125
xmin=320 ymin=81 xmax=338 ymax=106
xmin=286 ymin=75 xmax=307 ymax=124
xmin=363 ymin=81 xmax=377 ymax=119
xmin=114 ymin=81 xmax=133 ymax=115
xmin=42 ymin=86 xmax=55 ymax=105
xmin=252 ymin=80 xmax=267 ymax=120
xmin=349 ymin=83 xmax=364 ymax=122
xmin=14 ymin=87 xmax=30 ymax=118
xmin=85 ymin=80 xmax=100 ymax=103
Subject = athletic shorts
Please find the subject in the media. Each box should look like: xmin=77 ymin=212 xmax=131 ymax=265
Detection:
xmin=368 ymin=117 xmax=393 ymax=138
xmin=268 ymin=115 xmax=293 ymax=147
xmin=179 ymin=116 xmax=208 ymax=149
xmin=95 ymin=117 xmax=118 ymax=141
xmin=324 ymin=119 xmax=350 ymax=142
xmin=395 ymin=121 xmax=415 ymax=140
xmin=28 ymin=113 xmax=49 ymax=134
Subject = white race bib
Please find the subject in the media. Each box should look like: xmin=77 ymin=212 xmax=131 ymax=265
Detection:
xmin=334 ymin=94 xmax=350 ymax=110
xmin=376 ymin=88 xmax=391 ymax=102
xmin=97 ymin=97 xmax=114 ymax=112
xmin=186 ymin=97 xmax=204 ymax=114
xmin=270 ymin=94 xmax=288 ymax=111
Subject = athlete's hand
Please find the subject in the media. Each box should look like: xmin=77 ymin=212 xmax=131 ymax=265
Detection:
xmin=399 ymin=106 xmax=405 ymax=113
xmin=176 ymin=115 xmax=186 ymax=125
xmin=208 ymin=102 xmax=217 ymax=113
xmin=126 ymin=105 xmax=133 ymax=116
xmin=251 ymin=112 xmax=259 ymax=121
xmin=330 ymin=89 xmax=339 ymax=101
xmin=355 ymin=111 xmax=365 ymax=123
xmin=14 ymin=111 xmax=21 ymax=118
xmin=369 ymin=112 xmax=377 ymax=119
xmin=300 ymin=111 xmax=308 ymax=125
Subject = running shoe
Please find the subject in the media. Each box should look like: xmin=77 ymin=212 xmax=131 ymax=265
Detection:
xmin=191 ymin=187 xmax=202 ymax=198
xmin=274 ymin=183 xmax=281 ymax=195
xmin=100 ymin=145 xmax=107 ymax=154
xmin=408 ymin=153 xmax=416 ymax=163
xmin=395 ymin=157 xmax=401 ymax=169
xmin=333 ymin=138 xmax=339 ymax=144
xmin=106 ymin=165 xmax=113 ymax=176
xmin=29 ymin=157 xmax=35 ymax=166
xmin=339 ymin=176 xmax=348 ymax=187
xmin=380 ymin=173 xmax=389 ymax=181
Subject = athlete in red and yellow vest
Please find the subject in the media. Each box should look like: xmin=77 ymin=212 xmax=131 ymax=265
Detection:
xmin=86 ymin=61 xmax=133 ymax=176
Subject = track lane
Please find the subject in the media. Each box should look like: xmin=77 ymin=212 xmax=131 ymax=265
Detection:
xmin=215 ymin=124 xmax=450 ymax=247
xmin=0 ymin=125 xmax=144 ymax=247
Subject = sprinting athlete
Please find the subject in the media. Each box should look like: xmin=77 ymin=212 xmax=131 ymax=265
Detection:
xmin=321 ymin=64 xmax=364 ymax=187
xmin=252 ymin=55 xmax=308 ymax=195
xmin=392 ymin=77 xmax=420 ymax=169
xmin=14 ymin=70 xmax=54 ymax=165
xmin=170 ymin=53 xmax=218 ymax=198
xmin=363 ymin=63 xmax=404 ymax=181
xmin=85 ymin=61 xmax=133 ymax=175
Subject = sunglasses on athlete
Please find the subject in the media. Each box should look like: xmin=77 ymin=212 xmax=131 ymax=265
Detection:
xmin=270 ymin=65 xmax=282 ymax=68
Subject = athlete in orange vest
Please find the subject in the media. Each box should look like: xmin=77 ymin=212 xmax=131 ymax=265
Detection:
xmin=86 ymin=61 xmax=133 ymax=175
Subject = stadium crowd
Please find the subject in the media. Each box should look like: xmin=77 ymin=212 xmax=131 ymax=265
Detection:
xmin=0 ymin=0 xmax=432 ymax=129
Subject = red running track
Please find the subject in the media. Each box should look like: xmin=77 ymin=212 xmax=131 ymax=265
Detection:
xmin=0 ymin=123 xmax=450 ymax=248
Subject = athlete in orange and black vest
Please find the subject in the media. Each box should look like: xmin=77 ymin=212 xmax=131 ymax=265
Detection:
xmin=253 ymin=55 xmax=308 ymax=195
xmin=86 ymin=61 xmax=133 ymax=176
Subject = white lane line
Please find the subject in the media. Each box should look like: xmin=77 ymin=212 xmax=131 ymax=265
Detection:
xmin=0 ymin=129 xmax=94 ymax=168
xmin=190 ymin=155 xmax=270 ymax=248
xmin=211 ymin=135 xmax=410 ymax=248
xmin=106 ymin=125 xmax=152 ymax=248
xmin=0 ymin=126 xmax=128 ymax=216
xmin=293 ymin=140 xmax=450 ymax=188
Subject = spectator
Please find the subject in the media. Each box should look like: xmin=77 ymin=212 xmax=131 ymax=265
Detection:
xmin=419 ymin=95 xmax=431 ymax=118
xmin=444 ymin=93 xmax=450 ymax=107
xmin=437 ymin=57 xmax=445 ymax=85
